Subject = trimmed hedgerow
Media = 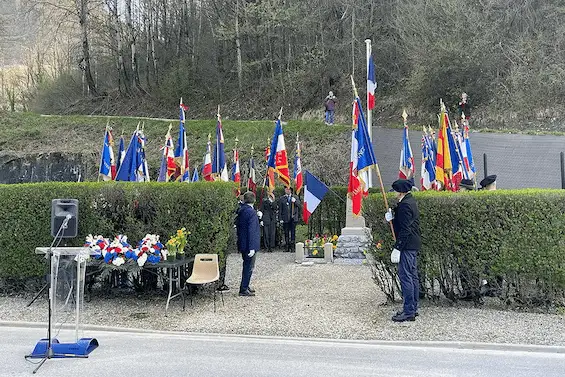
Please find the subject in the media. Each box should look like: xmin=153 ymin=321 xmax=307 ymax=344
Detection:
xmin=0 ymin=181 xmax=236 ymax=280
xmin=364 ymin=189 xmax=565 ymax=307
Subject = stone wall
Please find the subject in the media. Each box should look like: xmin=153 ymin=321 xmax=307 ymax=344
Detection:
xmin=0 ymin=152 xmax=98 ymax=183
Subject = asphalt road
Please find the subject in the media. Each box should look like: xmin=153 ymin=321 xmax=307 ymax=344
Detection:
xmin=2 ymin=326 xmax=564 ymax=377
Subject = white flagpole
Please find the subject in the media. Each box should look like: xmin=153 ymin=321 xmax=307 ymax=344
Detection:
xmin=364 ymin=39 xmax=373 ymax=188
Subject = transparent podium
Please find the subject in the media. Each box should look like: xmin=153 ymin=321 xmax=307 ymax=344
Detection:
xmin=28 ymin=247 xmax=99 ymax=360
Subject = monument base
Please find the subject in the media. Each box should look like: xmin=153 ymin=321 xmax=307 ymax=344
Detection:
xmin=335 ymin=228 xmax=372 ymax=260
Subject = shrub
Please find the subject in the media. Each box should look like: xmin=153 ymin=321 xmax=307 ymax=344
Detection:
xmin=364 ymin=189 xmax=565 ymax=307
xmin=0 ymin=181 xmax=236 ymax=281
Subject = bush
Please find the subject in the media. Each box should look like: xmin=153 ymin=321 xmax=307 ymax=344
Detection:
xmin=0 ymin=181 xmax=236 ymax=281
xmin=363 ymin=189 xmax=565 ymax=307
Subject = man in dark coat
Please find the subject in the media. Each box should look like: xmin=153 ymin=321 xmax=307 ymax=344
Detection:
xmin=385 ymin=179 xmax=421 ymax=322
xmin=260 ymin=192 xmax=277 ymax=252
xmin=278 ymin=186 xmax=302 ymax=252
xmin=237 ymin=191 xmax=261 ymax=296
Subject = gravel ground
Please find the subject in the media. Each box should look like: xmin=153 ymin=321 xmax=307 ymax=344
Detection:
xmin=1 ymin=252 xmax=564 ymax=345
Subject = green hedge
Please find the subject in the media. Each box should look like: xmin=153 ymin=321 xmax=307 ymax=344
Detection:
xmin=363 ymin=189 xmax=565 ymax=306
xmin=0 ymin=181 xmax=236 ymax=280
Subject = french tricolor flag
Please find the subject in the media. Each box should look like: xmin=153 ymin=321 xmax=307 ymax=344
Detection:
xmin=303 ymin=170 xmax=329 ymax=224
xmin=202 ymin=137 xmax=213 ymax=181
xmin=367 ymin=55 xmax=376 ymax=111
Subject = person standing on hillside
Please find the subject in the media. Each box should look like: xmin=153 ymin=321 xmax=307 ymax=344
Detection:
xmin=457 ymin=92 xmax=471 ymax=121
xmin=237 ymin=191 xmax=260 ymax=297
xmin=324 ymin=91 xmax=337 ymax=125
xmin=385 ymin=179 xmax=421 ymax=322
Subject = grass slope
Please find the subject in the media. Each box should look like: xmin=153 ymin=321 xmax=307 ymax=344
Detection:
xmin=0 ymin=112 xmax=351 ymax=183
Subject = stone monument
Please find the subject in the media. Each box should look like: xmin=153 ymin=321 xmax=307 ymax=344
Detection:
xmin=335 ymin=196 xmax=371 ymax=261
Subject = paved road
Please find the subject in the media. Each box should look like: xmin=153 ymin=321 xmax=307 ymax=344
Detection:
xmin=372 ymin=127 xmax=565 ymax=189
xmin=2 ymin=326 xmax=564 ymax=377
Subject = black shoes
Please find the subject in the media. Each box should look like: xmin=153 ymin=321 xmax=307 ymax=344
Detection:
xmin=392 ymin=312 xmax=416 ymax=322
xmin=217 ymin=284 xmax=230 ymax=292
xmin=239 ymin=289 xmax=255 ymax=297
xmin=396 ymin=310 xmax=419 ymax=317
xmin=248 ymin=287 xmax=256 ymax=293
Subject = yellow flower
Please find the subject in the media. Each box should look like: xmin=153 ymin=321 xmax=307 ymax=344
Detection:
xmin=312 ymin=249 xmax=318 ymax=256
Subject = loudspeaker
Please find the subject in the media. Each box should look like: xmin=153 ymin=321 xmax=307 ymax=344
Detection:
xmin=51 ymin=199 xmax=78 ymax=238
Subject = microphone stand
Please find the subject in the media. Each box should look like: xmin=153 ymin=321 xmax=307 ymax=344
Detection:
xmin=27 ymin=215 xmax=71 ymax=374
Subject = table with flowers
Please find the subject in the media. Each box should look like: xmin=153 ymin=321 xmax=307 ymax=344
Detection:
xmin=84 ymin=230 xmax=194 ymax=315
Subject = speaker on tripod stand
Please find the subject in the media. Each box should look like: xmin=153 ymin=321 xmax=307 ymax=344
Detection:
xmin=26 ymin=199 xmax=98 ymax=373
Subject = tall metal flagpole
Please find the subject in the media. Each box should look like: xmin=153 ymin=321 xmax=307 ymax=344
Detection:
xmin=351 ymin=75 xmax=395 ymax=241
xmin=364 ymin=39 xmax=373 ymax=189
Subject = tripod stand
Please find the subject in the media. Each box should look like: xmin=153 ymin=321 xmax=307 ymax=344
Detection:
xmin=25 ymin=213 xmax=98 ymax=374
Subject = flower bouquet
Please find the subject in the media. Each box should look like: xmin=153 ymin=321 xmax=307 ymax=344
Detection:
xmin=136 ymin=234 xmax=166 ymax=266
xmin=166 ymin=227 xmax=190 ymax=259
xmin=304 ymin=234 xmax=338 ymax=258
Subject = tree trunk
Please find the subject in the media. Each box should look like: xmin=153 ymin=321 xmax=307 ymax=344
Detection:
xmin=235 ymin=0 xmax=243 ymax=91
xmin=77 ymin=0 xmax=99 ymax=96
xmin=125 ymin=0 xmax=142 ymax=92
xmin=351 ymin=6 xmax=355 ymax=76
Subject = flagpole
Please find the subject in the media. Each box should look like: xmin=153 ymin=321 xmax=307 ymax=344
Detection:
xmin=364 ymin=39 xmax=373 ymax=189
xmin=351 ymin=75 xmax=396 ymax=240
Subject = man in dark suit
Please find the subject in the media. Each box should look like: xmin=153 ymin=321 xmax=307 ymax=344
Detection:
xmin=237 ymin=191 xmax=261 ymax=297
xmin=385 ymin=179 xmax=421 ymax=322
xmin=278 ymin=186 xmax=302 ymax=252
xmin=260 ymin=192 xmax=277 ymax=252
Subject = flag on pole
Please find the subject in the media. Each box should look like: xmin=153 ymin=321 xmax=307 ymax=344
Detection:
xmin=294 ymin=137 xmax=303 ymax=195
xmin=192 ymin=166 xmax=199 ymax=182
xmin=247 ymin=152 xmax=257 ymax=194
xmin=116 ymin=134 xmax=125 ymax=174
xmin=446 ymin=115 xmax=462 ymax=191
xmin=461 ymin=121 xmax=476 ymax=180
xmin=99 ymin=127 xmax=116 ymax=181
xmin=202 ymin=135 xmax=213 ymax=181
xmin=434 ymin=101 xmax=453 ymax=190
xmin=174 ymin=98 xmax=190 ymax=182
xmin=136 ymin=128 xmax=150 ymax=182
xmin=349 ymin=95 xmax=378 ymax=215
xmin=115 ymin=128 xmax=141 ymax=182
xmin=263 ymin=139 xmax=275 ymax=190
xmin=420 ymin=133 xmax=436 ymax=190
xmin=399 ymin=110 xmax=414 ymax=180
xmin=367 ymin=55 xmax=376 ymax=111
xmin=231 ymin=147 xmax=241 ymax=196
xmin=157 ymin=126 xmax=176 ymax=182
xmin=303 ymin=170 xmax=329 ymax=224
xmin=266 ymin=116 xmax=290 ymax=189
xmin=212 ymin=109 xmax=229 ymax=181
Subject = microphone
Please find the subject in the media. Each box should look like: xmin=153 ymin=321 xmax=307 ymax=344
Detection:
xmin=62 ymin=213 xmax=73 ymax=229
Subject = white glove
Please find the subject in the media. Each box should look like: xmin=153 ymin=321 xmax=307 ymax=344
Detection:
xmin=291 ymin=197 xmax=296 ymax=203
xmin=257 ymin=211 xmax=263 ymax=219
xmin=260 ymin=221 xmax=264 ymax=226
xmin=390 ymin=248 xmax=400 ymax=264
xmin=248 ymin=249 xmax=255 ymax=257
xmin=385 ymin=208 xmax=394 ymax=222
xmin=279 ymin=220 xmax=284 ymax=224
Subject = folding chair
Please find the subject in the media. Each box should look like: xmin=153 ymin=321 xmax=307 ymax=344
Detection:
xmin=185 ymin=254 xmax=224 ymax=312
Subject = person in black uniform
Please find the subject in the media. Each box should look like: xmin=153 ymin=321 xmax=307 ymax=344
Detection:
xmin=237 ymin=191 xmax=261 ymax=297
xmin=385 ymin=179 xmax=421 ymax=322
xmin=278 ymin=186 xmax=301 ymax=252
xmin=260 ymin=192 xmax=277 ymax=252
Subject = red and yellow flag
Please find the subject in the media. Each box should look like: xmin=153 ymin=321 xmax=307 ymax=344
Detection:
xmin=435 ymin=101 xmax=452 ymax=190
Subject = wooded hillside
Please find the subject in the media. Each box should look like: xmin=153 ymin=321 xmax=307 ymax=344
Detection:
xmin=2 ymin=1 xmax=565 ymax=130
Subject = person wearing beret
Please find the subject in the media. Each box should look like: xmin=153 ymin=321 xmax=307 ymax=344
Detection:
xmin=384 ymin=179 xmax=421 ymax=322
xmin=459 ymin=178 xmax=476 ymax=191
xmin=479 ymin=175 xmax=497 ymax=190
